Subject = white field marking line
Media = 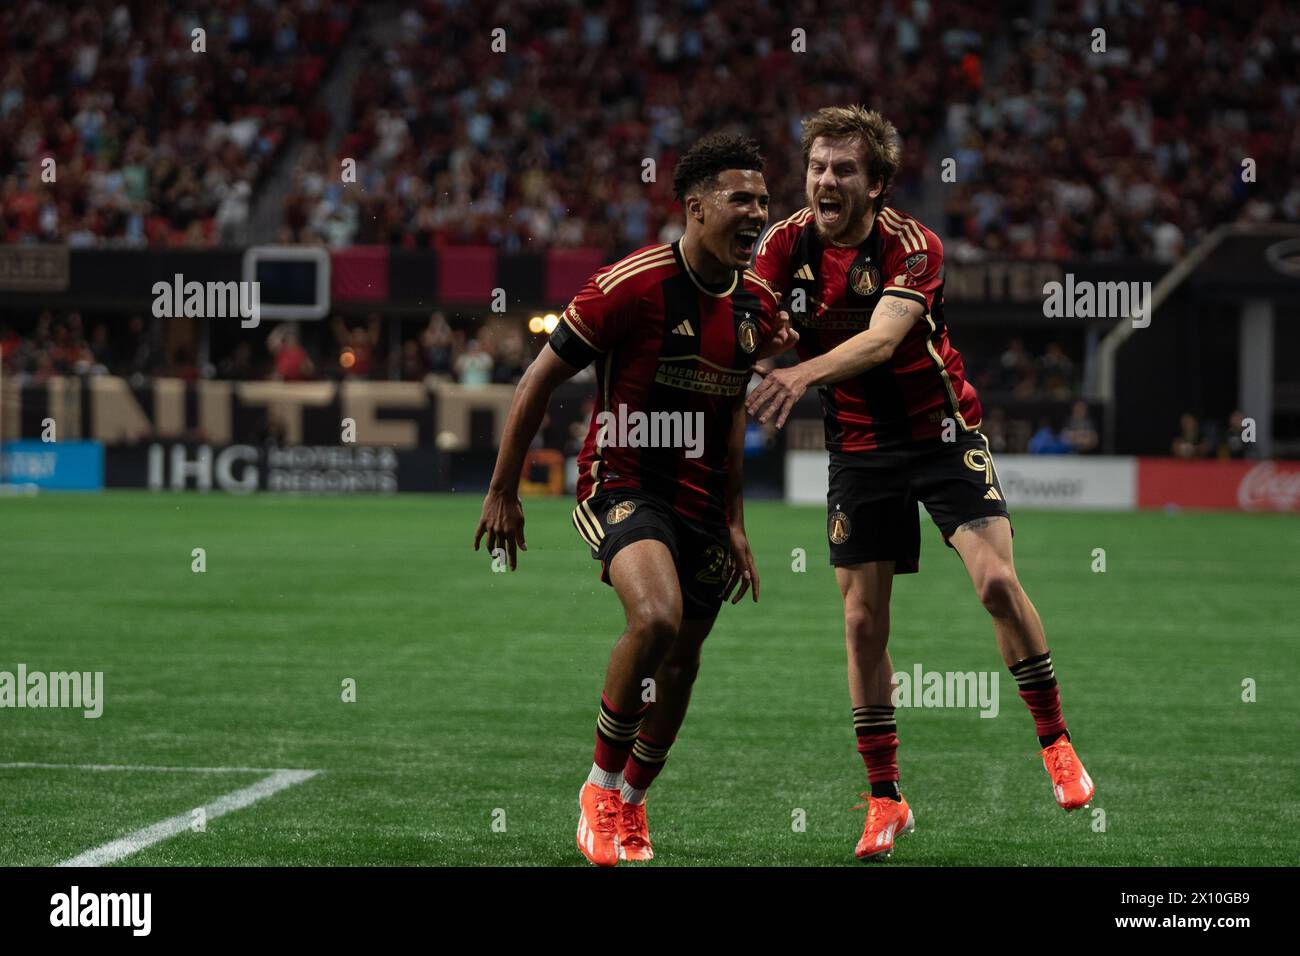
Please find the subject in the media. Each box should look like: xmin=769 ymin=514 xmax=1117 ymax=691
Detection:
xmin=55 ymin=769 xmax=320 ymax=867
xmin=0 ymin=763 xmax=323 ymax=867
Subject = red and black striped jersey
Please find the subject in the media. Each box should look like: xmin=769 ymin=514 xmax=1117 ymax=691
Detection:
xmin=753 ymin=206 xmax=982 ymax=451
xmin=547 ymin=240 xmax=778 ymax=526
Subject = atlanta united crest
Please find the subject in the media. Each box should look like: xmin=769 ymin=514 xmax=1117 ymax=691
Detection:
xmin=738 ymin=317 xmax=758 ymax=354
xmin=849 ymin=262 xmax=881 ymax=296
xmin=828 ymin=510 xmax=852 ymax=545
xmin=606 ymin=500 xmax=637 ymax=524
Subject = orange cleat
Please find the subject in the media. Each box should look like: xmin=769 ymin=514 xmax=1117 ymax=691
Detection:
xmin=617 ymin=801 xmax=654 ymax=861
xmin=853 ymin=793 xmax=915 ymax=861
xmin=1041 ymin=735 xmax=1095 ymax=810
xmin=576 ymin=783 xmax=623 ymax=866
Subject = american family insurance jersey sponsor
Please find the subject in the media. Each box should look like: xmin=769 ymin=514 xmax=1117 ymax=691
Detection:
xmin=753 ymin=206 xmax=982 ymax=451
xmin=547 ymin=240 xmax=777 ymax=526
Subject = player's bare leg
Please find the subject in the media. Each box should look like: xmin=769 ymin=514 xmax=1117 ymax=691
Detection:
xmin=616 ymin=615 xmax=717 ymax=860
xmin=838 ymin=561 xmax=915 ymax=859
xmin=838 ymin=562 xmax=896 ymax=708
xmin=576 ymin=538 xmax=683 ymax=866
xmin=948 ymin=516 xmax=1045 ymax=665
xmin=949 ymin=515 xmax=1094 ymax=810
xmin=604 ymin=540 xmax=684 ymax=710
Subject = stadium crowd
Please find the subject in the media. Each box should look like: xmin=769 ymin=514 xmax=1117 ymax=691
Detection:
xmin=940 ymin=0 xmax=1300 ymax=262
xmin=4 ymin=1 xmax=1291 ymax=261
xmin=273 ymin=0 xmax=996 ymax=250
xmin=0 ymin=0 xmax=357 ymax=247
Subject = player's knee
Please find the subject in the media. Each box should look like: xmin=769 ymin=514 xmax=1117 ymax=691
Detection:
xmin=975 ymin=567 xmax=1020 ymax=617
xmin=844 ymin=605 xmax=888 ymax=650
xmin=627 ymin=603 xmax=681 ymax=649
xmin=660 ymin=648 xmax=701 ymax=688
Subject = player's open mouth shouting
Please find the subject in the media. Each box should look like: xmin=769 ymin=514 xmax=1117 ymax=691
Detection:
xmin=815 ymin=193 xmax=844 ymax=228
xmin=734 ymin=223 xmax=761 ymax=260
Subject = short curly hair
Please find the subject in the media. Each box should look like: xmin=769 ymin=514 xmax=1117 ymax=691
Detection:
xmin=672 ymin=132 xmax=766 ymax=203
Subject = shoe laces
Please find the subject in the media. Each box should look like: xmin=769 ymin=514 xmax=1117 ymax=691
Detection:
xmin=851 ymin=791 xmax=881 ymax=815
xmin=591 ymin=791 xmax=620 ymax=835
xmin=1042 ymin=742 xmax=1080 ymax=783
xmin=620 ymin=802 xmax=648 ymax=844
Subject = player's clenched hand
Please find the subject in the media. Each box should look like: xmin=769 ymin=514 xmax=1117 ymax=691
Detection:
xmin=473 ymin=490 xmax=527 ymax=570
xmin=721 ymin=525 xmax=759 ymax=604
xmin=755 ymin=309 xmax=800 ymax=361
xmin=746 ymin=364 xmax=810 ymax=430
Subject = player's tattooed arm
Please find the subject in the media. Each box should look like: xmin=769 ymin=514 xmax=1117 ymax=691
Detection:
xmin=808 ymin=295 xmax=919 ymax=385
xmin=474 ymin=346 xmax=582 ymax=569
xmin=745 ymin=294 xmax=921 ymax=429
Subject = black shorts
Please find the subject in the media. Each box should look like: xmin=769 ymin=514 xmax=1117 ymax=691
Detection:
xmin=572 ymin=489 xmax=733 ymax=621
xmin=826 ymin=430 xmax=1011 ymax=573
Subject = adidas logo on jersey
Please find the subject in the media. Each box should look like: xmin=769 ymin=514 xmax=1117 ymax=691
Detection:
xmin=671 ymin=320 xmax=695 ymax=336
xmin=984 ymin=488 xmax=1002 ymax=501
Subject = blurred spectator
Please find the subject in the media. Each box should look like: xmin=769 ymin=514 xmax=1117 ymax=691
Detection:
xmin=167 ymin=346 xmax=201 ymax=383
xmin=1221 ymin=409 xmax=1251 ymax=459
xmin=332 ymin=315 xmax=380 ymax=379
xmin=1000 ymin=337 xmax=1031 ymax=390
xmin=268 ymin=324 xmax=314 ymax=381
xmin=397 ymin=339 xmax=427 ymax=381
xmin=423 ymin=313 xmax=456 ymax=378
xmin=1039 ymin=343 xmax=1074 ymax=399
xmin=492 ymin=330 xmax=527 ymax=385
xmin=1061 ymin=401 xmax=1098 ymax=454
xmin=455 ymin=339 xmax=493 ymax=386
xmin=218 ymin=340 xmax=256 ymax=380
xmin=1028 ymin=417 xmax=1073 ymax=455
xmin=1171 ymin=413 xmax=1211 ymax=459
xmin=983 ymin=405 xmax=1010 ymax=454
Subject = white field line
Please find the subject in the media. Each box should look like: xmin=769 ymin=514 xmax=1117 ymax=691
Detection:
xmin=0 ymin=763 xmax=321 ymax=867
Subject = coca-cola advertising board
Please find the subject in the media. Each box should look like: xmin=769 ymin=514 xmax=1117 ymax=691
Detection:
xmin=1137 ymin=459 xmax=1300 ymax=512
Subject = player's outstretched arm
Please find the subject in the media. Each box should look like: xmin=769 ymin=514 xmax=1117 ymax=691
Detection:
xmin=474 ymin=345 xmax=581 ymax=569
xmin=746 ymin=296 xmax=921 ymax=429
xmin=721 ymin=394 xmax=759 ymax=604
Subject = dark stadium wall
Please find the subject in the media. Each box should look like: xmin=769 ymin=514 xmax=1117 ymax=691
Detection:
xmin=1113 ymin=291 xmax=1242 ymax=456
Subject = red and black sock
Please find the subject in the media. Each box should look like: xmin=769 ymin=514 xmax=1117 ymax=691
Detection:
xmin=623 ymin=734 xmax=673 ymax=802
xmin=592 ymin=693 xmax=649 ymax=779
xmin=854 ymin=704 xmax=901 ymax=801
xmin=1010 ymin=650 xmax=1070 ymax=748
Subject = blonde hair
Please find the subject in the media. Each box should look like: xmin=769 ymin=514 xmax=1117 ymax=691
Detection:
xmin=800 ymin=106 xmax=901 ymax=212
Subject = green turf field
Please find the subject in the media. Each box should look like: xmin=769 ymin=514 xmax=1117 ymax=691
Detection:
xmin=1 ymin=492 xmax=1297 ymax=866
